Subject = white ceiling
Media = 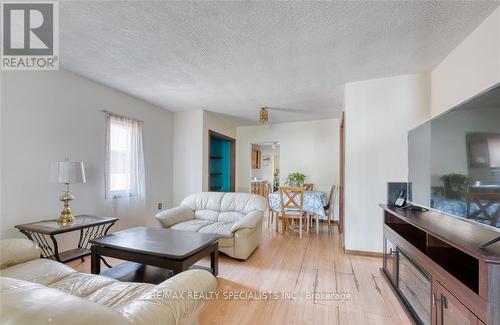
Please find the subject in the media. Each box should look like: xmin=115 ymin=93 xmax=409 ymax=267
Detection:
xmin=59 ymin=1 xmax=498 ymax=124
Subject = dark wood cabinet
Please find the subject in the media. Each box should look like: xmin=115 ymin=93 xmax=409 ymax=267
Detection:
xmin=435 ymin=282 xmax=479 ymax=325
xmin=398 ymin=250 xmax=432 ymax=324
xmin=381 ymin=205 xmax=500 ymax=325
xmin=251 ymin=146 xmax=261 ymax=169
xmin=384 ymin=236 xmax=397 ymax=286
xmin=250 ymin=180 xmax=267 ymax=197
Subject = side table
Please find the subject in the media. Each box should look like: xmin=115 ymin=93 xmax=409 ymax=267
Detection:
xmin=15 ymin=215 xmax=118 ymax=263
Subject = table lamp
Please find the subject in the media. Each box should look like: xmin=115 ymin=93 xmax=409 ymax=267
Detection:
xmin=49 ymin=159 xmax=86 ymax=225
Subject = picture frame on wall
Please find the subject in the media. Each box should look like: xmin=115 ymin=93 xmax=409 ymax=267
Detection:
xmin=262 ymin=155 xmax=271 ymax=167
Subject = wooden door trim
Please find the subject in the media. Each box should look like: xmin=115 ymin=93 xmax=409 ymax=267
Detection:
xmin=339 ymin=111 xmax=345 ymax=249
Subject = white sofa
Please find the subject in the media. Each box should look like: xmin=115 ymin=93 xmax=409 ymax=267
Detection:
xmin=0 ymin=238 xmax=216 ymax=325
xmin=155 ymin=192 xmax=267 ymax=260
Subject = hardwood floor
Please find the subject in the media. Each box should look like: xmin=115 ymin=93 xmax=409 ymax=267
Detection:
xmin=68 ymin=221 xmax=410 ymax=325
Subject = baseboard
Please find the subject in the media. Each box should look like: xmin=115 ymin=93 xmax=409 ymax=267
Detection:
xmin=345 ymin=249 xmax=383 ymax=258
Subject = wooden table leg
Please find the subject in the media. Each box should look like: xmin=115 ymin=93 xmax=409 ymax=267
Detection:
xmin=211 ymin=243 xmax=219 ymax=276
xmin=282 ymin=214 xmax=286 ymax=236
xmin=276 ymin=212 xmax=279 ymax=233
xmin=90 ymin=246 xmax=100 ymax=274
xmin=171 ymin=264 xmax=184 ymax=275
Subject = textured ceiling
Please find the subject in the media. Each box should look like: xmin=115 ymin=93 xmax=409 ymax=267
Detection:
xmin=59 ymin=1 xmax=498 ymax=123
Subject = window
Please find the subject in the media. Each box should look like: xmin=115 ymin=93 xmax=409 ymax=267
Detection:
xmin=105 ymin=112 xmax=145 ymax=199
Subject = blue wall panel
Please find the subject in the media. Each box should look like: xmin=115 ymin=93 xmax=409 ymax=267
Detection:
xmin=209 ymin=136 xmax=231 ymax=192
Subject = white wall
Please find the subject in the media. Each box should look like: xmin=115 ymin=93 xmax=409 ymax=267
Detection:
xmin=236 ymin=119 xmax=340 ymax=219
xmin=344 ymin=74 xmax=430 ymax=253
xmin=171 ymin=110 xmax=238 ymax=205
xmin=431 ymin=7 xmax=500 ymax=117
xmin=172 ymin=110 xmax=204 ymax=205
xmin=1 ymin=70 xmax=174 ymax=246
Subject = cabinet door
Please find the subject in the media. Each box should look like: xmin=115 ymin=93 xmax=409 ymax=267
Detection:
xmin=435 ymin=282 xmax=478 ymax=325
xmin=383 ymin=236 xmax=397 ymax=285
xmin=398 ymin=251 xmax=432 ymax=325
xmin=251 ymin=149 xmax=257 ymax=169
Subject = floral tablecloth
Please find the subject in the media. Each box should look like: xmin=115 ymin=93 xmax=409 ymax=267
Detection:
xmin=268 ymin=191 xmax=328 ymax=217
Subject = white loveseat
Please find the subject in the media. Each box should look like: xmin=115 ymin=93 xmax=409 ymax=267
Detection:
xmin=0 ymin=239 xmax=216 ymax=325
xmin=155 ymin=192 xmax=267 ymax=260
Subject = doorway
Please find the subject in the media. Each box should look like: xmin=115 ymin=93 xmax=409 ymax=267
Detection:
xmin=250 ymin=142 xmax=280 ymax=194
xmin=208 ymin=130 xmax=235 ymax=192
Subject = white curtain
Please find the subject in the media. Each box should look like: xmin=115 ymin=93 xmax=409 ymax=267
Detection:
xmin=105 ymin=112 xmax=145 ymax=200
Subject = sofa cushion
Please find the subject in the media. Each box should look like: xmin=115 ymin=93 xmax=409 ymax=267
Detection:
xmin=198 ymin=222 xmax=233 ymax=238
xmin=181 ymin=192 xmax=224 ymax=211
xmin=194 ymin=209 xmax=220 ymax=221
xmin=220 ymin=193 xmax=268 ymax=214
xmin=170 ymin=219 xmax=213 ymax=232
xmin=86 ymin=281 xmax=155 ymax=309
xmin=117 ymin=269 xmax=217 ymax=325
xmin=218 ymin=211 xmax=245 ymax=223
xmin=0 ymin=258 xmax=76 ymax=286
xmin=47 ymin=272 xmax=154 ymax=309
xmin=0 ymin=238 xmax=40 ymax=270
xmin=1 ymin=277 xmax=130 ymax=325
xmin=47 ymin=272 xmax=117 ymax=298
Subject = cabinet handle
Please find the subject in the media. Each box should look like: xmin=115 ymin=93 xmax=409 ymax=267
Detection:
xmin=389 ymin=248 xmax=395 ymax=256
xmin=432 ymin=293 xmax=441 ymax=306
xmin=442 ymin=296 xmax=448 ymax=309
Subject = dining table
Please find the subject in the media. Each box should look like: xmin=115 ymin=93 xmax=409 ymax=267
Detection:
xmin=268 ymin=190 xmax=328 ymax=217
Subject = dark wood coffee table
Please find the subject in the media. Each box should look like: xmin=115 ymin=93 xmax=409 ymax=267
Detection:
xmin=90 ymin=227 xmax=218 ymax=283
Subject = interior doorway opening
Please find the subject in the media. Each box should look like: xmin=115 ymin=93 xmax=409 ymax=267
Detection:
xmin=250 ymin=142 xmax=280 ymax=195
xmin=208 ymin=130 xmax=235 ymax=192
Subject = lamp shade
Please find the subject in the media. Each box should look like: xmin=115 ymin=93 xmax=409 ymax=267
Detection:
xmin=49 ymin=161 xmax=86 ymax=184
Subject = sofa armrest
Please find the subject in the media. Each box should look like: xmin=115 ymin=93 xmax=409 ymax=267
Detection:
xmin=231 ymin=210 xmax=263 ymax=233
xmin=118 ymin=269 xmax=216 ymax=325
xmin=155 ymin=206 xmax=195 ymax=228
xmin=0 ymin=239 xmax=40 ymax=270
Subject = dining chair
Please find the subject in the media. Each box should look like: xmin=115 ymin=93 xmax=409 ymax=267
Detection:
xmin=324 ymin=185 xmax=337 ymax=231
xmin=308 ymin=210 xmax=320 ymax=235
xmin=279 ymin=186 xmax=308 ymax=238
xmin=266 ymin=182 xmax=276 ymax=228
xmin=304 ymin=183 xmax=314 ymax=191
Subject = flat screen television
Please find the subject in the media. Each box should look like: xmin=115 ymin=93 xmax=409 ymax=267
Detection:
xmin=408 ymin=84 xmax=500 ymax=230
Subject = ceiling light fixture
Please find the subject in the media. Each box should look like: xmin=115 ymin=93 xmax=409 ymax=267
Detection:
xmin=259 ymin=107 xmax=269 ymax=123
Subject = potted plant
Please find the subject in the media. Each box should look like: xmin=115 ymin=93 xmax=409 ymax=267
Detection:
xmin=286 ymin=172 xmax=305 ymax=186
xmin=440 ymin=173 xmax=469 ymax=200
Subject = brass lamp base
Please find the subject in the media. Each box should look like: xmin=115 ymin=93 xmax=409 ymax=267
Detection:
xmin=57 ymin=208 xmax=75 ymax=225
xmin=57 ymin=184 xmax=75 ymax=226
